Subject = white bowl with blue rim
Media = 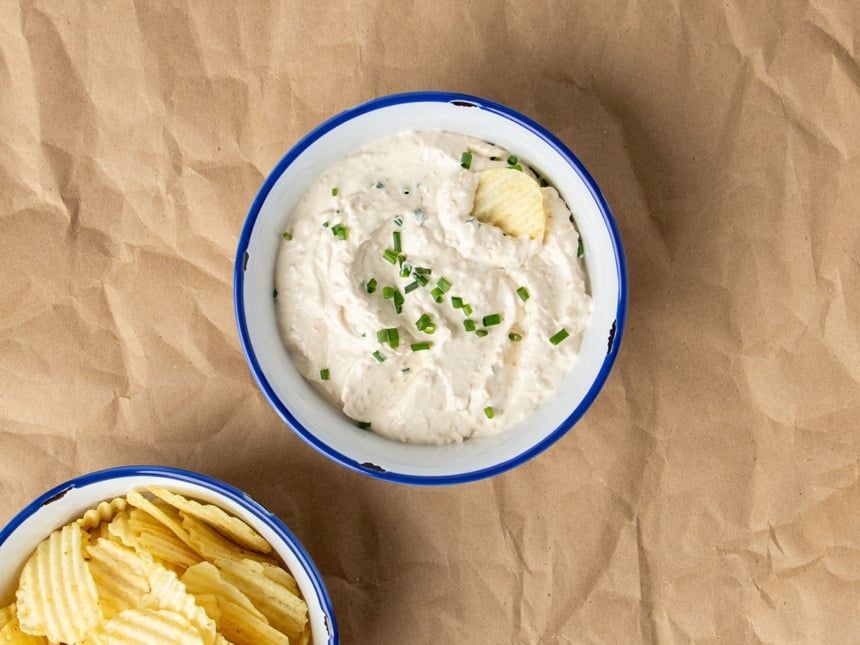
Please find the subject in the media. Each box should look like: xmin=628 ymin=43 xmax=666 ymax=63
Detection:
xmin=235 ymin=91 xmax=627 ymax=485
xmin=0 ymin=465 xmax=338 ymax=643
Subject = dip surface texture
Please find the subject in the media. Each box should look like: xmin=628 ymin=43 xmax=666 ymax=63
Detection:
xmin=275 ymin=131 xmax=592 ymax=444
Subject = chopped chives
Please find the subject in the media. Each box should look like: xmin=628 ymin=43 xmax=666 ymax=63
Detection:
xmin=320 ymin=368 xmax=330 ymax=380
xmin=372 ymin=350 xmax=386 ymax=363
xmin=400 ymin=264 xmax=412 ymax=278
xmin=394 ymin=215 xmax=404 ymax=227
xmin=331 ymin=223 xmax=349 ymax=240
xmin=463 ymin=319 xmax=476 ymax=332
xmin=411 ymin=342 xmax=432 ymax=351
xmin=382 ymin=286 xmax=395 ymax=299
xmin=323 ymin=221 xmax=329 ymax=227
xmin=404 ymin=281 xmax=419 ymax=294
xmin=397 ymin=254 xmax=407 ymax=267
xmin=393 ymin=231 xmax=402 ymax=253
xmin=376 ymin=329 xmax=388 ymax=343
xmin=388 ymin=328 xmax=400 ymax=348
xmin=506 ymin=155 xmax=518 ymax=165
xmin=437 ymin=277 xmax=451 ymax=293
xmin=508 ymin=332 xmax=523 ymax=342
xmin=282 ymin=231 xmax=293 ymax=240
xmin=430 ymin=287 xmax=444 ymax=303
xmin=484 ymin=406 xmax=495 ymax=419
xmin=516 ymin=286 xmax=530 ymax=302
xmin=510 ymin=163 xmax=523 ymax=171
xmin=416 ymin=313 xmax=436 ymax=334
xmin=366 ymin=278 xmax=377 ymax=293
xmin=331 ymin=187 xmax=338 ymax=196
xmin=577 ymin=237 xmax=584 ymax=258
xmin=490 ymin=156 xmax=499 ymax=161
xmin=460 ymin=151 xmax=473 ymax=169
xmin=374 ymin=181 xmax=385 ymax=189
xmin=476 ymin=329 xmax=489 ymax=337
xmin=550 ymin=329 xmax=570 ymax=345
xmin=393 ymin=290 xmax=404 ymax=313
xmin=451 ymin=296 xmax=464 ymax=309
xmin=413 ymin=266 xmax=432 ymax=275
xmin=462 ymin=304 xmax=473 ymax=316
xmin=382 ymin=248 xmax=398 ymax=264
xmin=357 ymin=421 xmax=372 ymax=429
xmin=414 ymin=273 xmax=429 ymax=287
xmin=483 ymin=313 xmax=502 ymax=327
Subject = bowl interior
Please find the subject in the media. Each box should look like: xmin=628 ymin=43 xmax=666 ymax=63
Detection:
xmin=0 ymin=467 xmax=336 ymax=643
xmin=237 ymin=93 xmax=625 ymax=482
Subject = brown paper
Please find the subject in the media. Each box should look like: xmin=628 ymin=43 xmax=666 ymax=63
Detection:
xmin=2 ymin=1 xmax=859 ymax=641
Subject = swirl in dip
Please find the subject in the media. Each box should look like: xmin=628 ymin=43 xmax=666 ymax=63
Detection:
xmin=274 ymin=131 xmax=592 ymax=444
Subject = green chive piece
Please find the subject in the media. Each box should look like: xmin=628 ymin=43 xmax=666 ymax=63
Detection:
xmin=366 ymin=278 xmax=377 ymax=293
xmin=416 ymin=313 xmax=436 ymax=333
xmin=404 ymin=281 xmax=419 ymax=294
xmin=331 ymin=224 xmax=349 ymax=240
xmin=383 ymin=248 xmax=398 ymax=264
xmin=483 ymin=313 xmax=502 ymax=327
xmin=393 ymin=290 xmax=404 ymax=313
xmin=393 ymin=231 xmax=402 ymax=253
xmin=357 ymin=421 xmax=372 ymax=429
xmin=377 ymin=329 xmax=388 ymax=343
xmin=411 ymin=342 xmax=432 ymax=351
xmin=577 ymin=237 xmax=584 ymax=258
xmin=484 ymin=406 xmax=495 ymax=419
xmin=272 ymin=289 xmax=278 ymax=299
xmin=372 ymin=350 xmax=386 ymax=363
xmin=476 ymin=329 xmax=489 ymax=337
xmin=463 ymin=319 xmax=476 ymax=332
xmin=394 ymin=215 xmax=404 ymax=227
xmin=490 ymin=155 xmax=499 ymax=161
xmin=460 ymin=151 xmax=473 ymax=169
xmin=282 ymin=231 xmax=293 ymax=240
xmin=320 ymin=368 xmax=330 ymax=380
xmin=388 ymin=328 xmax=400 ymax=348
xmin=516 ymin=286 xmax=530 ymax=302
xmin=437 ymin=277 xmax=451 ymax=293
xmin=413 ymin=266 xmax=431 ymax=275
xmin=374 ymin=181 xmax=385 ymax=189
xmin=331 ymin=187 xmax=338 ymax=196
xmin=382 ymin=286 xmax=395 ymax=299
xmin=431 ymin=287 xmax=444 ymax=303
xmin=323 ymin=221 xmax=329 ymax=227
xmin=462 ymin=304 xmax=473 ymax=316
xmin=507 ymin=155 xmax=518 ymax=165
xmin=400 ymin=264 xmax=412 ymax=278
xmin=511 ymin=163 xmax=523 ymax=171
xmin=550 ymin=329 xmax=570 ymax=345
xmin=508 ymin=332 xmax=523 ymax=342
xmin=451 ymin=296 xmax=464 ymax=309
xmin=414 ymin=273 xmax=429 ymax=287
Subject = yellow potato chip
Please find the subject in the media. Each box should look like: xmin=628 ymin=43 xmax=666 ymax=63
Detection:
xmin=258 ymin=561 xmax=300 ymax=597
xmin=141 ymin=566 xmax=216 ymax=645
xmin=86 ymin=538 xmax=153 ymax=619
xmin=0 ymin=603 xmax=14 ymax=630
xmin=181 ymin=562 xmax=264 ymax=621
xmin=214 ymin=600 xmax=290 ymax=645
xmin=15 ymin=523 xmax=102 ymax=643
xmin=214 ymin=558 xmax=308 ymax=638
xmin=125 ymin=490 xmax=196 ymax=552
xmin=298 ymin=623 xmax=311 ymax=645
xmin=182 ymin=515 xmax=274 ymax=565
xmin=148 ymin=488 xmax=271 ymax=554
xmin=472 ymin=167 xmax=547 ymax=239
xmin=84 ymin=607 xmax=205 ymax=645
xmin=0 ymin=604 xmax=48 ymax=644
xmin=110 ymin=507 xmax=201 ymax=573
xmin=77 ymin=497 xmax=128 ymax=531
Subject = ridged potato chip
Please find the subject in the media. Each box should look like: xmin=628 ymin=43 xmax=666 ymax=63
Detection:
xmin=84 ymin=607 xmax=205 ymax=645
xmin=182 ymin=515 xmax=274 ymax=565
xmin=472 ymin=167 xmax=547 ymax=239
xmin=77 ymin=497 xmax=128 ymax=531
xmin=86 ymin=538 xmax=153 ymax=619
xmin=109 ymin=508 xmax=201 ymax=573
xmin=15 ymin=523 xmax=102 ymax=643
xmin=148 ymin=488 xmax=271 ymax=554
xmin=0 ymin=606 xmax=48 ymax=644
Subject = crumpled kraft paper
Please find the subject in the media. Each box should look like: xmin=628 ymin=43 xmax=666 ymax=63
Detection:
xmin=1 ymin=1 xmax=859 ymax=642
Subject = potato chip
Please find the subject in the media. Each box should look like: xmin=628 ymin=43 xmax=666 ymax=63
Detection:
xmin=182 ymin=515 xmax=274 ymax=565
xmin=125 ymin=490 xmax=195 ymax=551
xmin=259 ymin=561 xmax=300 ymax=597
xmin=213 ymin=600 xmax=290 ymax=645
xmin=15 ymin=523 xmax=102 ymax=643
xmin=77 ymin=497 xmax=128 ymax=531
xmin=148 ymin=488 xmax=271 ymax=554
xmin=214 ymin=558 xmax=308 ymax=638
xmin=141 ymin=566 xmax=216 ymax=645
xmin=86 ymin=538 xmax=153 ymax=619
xmin=110 ymin=508 xmax=201 ymax=573
xmin=181 ymin=562 xmax=264 ymax=621
xmin=84 ymin=607 xmax=205 ymax=645
xmin=0 ymin=604 xmax=48 ymax=644
xmin=472 ymin=167 xmax=547 ymax=239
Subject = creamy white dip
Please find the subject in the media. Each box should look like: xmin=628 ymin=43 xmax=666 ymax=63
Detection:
xmin=274 ymin=131 xmax=592 ymax=444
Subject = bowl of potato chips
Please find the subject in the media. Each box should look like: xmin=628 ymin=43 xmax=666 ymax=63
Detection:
xmin=235 ymin=91 xmax=627 ymax=485
xmin=0 ymin=466 xmax=337 ymax=644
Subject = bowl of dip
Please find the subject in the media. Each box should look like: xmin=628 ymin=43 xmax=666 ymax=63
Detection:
xmin=235 ymin=91 xmax=626 ymax=484
xmin=0 ymin=465 xmax=338 ymax=643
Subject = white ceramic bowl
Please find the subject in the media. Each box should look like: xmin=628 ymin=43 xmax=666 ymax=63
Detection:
xmin=0 ymin=466 xmax=338 ymax=643
xmin=235 ymin=91 xmax=627 ymax=485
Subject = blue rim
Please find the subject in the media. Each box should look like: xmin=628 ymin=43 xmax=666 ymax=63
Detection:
xmin=234 ymin=91 xmax=628 ymax=486
xmin=0 ymin=465 xmax=339 ymax=644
